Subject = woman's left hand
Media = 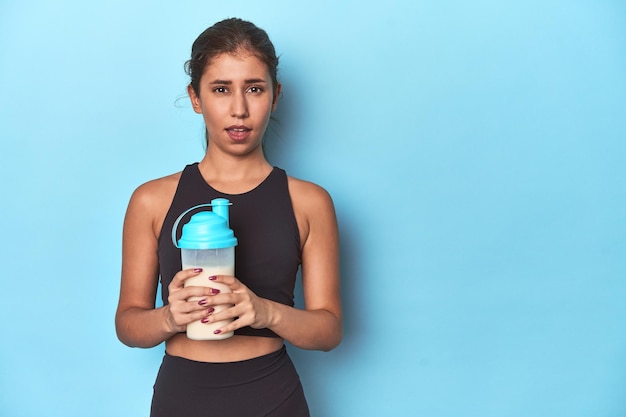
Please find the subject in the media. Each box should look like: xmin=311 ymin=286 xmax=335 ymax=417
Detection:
xmin=202 ymin=275 xmax=274 ymax=333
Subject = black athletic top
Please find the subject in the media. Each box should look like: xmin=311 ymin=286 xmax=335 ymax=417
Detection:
xmin=157 ymin=163 xmax=302 ymax=338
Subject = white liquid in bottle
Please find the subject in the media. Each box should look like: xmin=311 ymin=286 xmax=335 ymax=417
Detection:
xmin=183 ymin=264 xmax=235 ymax=340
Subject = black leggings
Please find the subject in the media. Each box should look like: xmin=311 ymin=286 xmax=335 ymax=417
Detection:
xmin=150 ymin=346 xmax=310 ymax=417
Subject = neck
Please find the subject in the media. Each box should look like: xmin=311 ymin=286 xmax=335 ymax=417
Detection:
xmin=197 ymin=145 xmax=273 ymax=190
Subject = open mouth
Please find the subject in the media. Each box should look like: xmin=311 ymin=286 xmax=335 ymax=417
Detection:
xmin=226 ymin=126 xmax=251 ymax=141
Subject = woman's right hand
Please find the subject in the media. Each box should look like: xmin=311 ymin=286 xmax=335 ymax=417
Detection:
xmin=164 ymin=268 xmax=217 ymax=333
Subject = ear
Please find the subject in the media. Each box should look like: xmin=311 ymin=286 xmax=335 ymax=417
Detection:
xmin=188 ymin=84 xmax=202 ymax=114
xmin=271 ymin=82 xmax=282 ymax=112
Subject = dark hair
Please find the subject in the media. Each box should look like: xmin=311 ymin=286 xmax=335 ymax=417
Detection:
xmin=185 ymin=18 xmax=279 ymax=96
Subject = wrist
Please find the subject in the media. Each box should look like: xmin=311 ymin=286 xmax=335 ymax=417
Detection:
xmin=161 ymin=305 xmax=179 ymax=336
xmin=264 ymin=299 xmax=282 ymax=329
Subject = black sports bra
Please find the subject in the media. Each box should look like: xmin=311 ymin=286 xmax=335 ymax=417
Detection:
xmin=157 ymin=164 xmax=301 ymax=338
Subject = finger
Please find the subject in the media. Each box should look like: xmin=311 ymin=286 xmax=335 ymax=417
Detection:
xmin=181 ymin=307 xmax=216 ymax=326
xmin=168 ymin=289 xmax=214 ymax=311
xmin=201 ymin=301 xmax=238 ymax=323
xmin=211 ymin=316 xmax=249 ymax=336
xmin=199 ymin=291 xmax=239 ymax=307
xmin=170 ymin=268 xmax=204 ymax=289
xmin=209 ymin=274 xmax=243 ymax=289
xmin=169 ymin=287 xmax=224 ymax=308
xmin=165 ymin=301 xmax=215 ymax=331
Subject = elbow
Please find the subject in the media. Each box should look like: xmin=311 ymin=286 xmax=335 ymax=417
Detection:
xmin=115 ymin=311 xmax=148 ymax=349
xmin=320 ymin=337 xmax=341 ymax=352
xmin=115 ymin=327 xmax=156 ymax=349
xmin=319 ymin=315 xmax=343 ymax=352
xmin=116 ymin=334 xmax=134 ymax=348
xmin=115 ymin=324 xmax=158 ymax=349
xmin=115 ymin=308 xmax=168 ymax=349
xmin=115 ymin=316 xmax=135 ymax=348
xmin=324 ymin=327 xmax=343 ymax=352
xmin=115 ymin=327 xmax=135 ymax=348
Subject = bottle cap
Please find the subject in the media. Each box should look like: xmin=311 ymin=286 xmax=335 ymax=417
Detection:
xmin=177 ymin=203 xmax=238 ymax=250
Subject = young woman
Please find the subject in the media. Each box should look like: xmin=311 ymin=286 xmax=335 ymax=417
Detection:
xmin=115 ymin=18 xmax=342 ymax=417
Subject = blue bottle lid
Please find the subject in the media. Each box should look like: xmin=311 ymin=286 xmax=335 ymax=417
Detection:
xmin=176 ymin=199 xmax=238 ymax=249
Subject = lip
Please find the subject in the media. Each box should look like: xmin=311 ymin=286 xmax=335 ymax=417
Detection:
xmin=225 ymin=125 xmax=251 ymax=142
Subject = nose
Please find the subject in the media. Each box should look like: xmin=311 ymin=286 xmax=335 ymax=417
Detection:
xmin=230 ymin=92 xmax=249 ymax=119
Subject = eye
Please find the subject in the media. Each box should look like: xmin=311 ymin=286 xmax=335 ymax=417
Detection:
xmin=248 ymin=86 xmax=264 ymax=94
xmin=213 ymin=86 xmax=228 ymax=94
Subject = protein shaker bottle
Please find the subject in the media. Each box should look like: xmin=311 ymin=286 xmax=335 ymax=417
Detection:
xmin=173 ymin=198 xmax=238 ymax=340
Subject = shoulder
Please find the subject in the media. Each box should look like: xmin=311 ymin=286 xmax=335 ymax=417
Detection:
xmin=287 ymin=175 xmax=335 ymax=212
xmin=287 ymin=174 xmax=338 ymax=252
xmin=125 ymin=171 xmax=183 ymax=234
xmin=287 ymin=175 xmax=337 ymax=240
xmin=129 ymin=171 xmax=182 ymax=209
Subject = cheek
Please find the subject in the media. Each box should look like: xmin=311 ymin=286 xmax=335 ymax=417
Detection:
xmin=202 ymin=104 xmax=225 ymax=124
xmin=252 ymin=99 xmax=274 ymax=118
xmin=201 ymin=114 xmax=222 ymax=136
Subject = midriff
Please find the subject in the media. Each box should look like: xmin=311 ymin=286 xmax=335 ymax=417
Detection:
xmin=165 ymin=333 xmax=284 ymax=362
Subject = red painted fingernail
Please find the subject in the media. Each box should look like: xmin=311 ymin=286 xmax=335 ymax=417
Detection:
xmin=209 ymin=275 xmax=217 ymax=280
xmin=201 ymin=317 xmax=210 ymax=324
xmin=198 ymin=299 xmax=207 ymax=306
xmin=207 ymin=307 xmax=215 ymax=314
xmin=213 ymin=329 xmax=222 ymax=334
xmin=211 ymin=288 xmax=220 ymax=294
xmin=194 ymin=268 xmax=203 ymax=273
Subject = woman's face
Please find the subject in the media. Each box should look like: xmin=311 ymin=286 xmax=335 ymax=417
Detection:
xmin=188 ymin=51 xmax=280 ymax=157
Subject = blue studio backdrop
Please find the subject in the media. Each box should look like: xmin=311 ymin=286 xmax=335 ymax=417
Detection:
xmin=1 ymin=1 xmax=625 ymax=416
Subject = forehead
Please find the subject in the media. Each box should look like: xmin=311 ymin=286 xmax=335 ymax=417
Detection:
xmin=203 ymin=52 xmax=270 ymax=80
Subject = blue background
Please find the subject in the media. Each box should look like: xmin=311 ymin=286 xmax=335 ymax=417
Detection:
xmin=1 ymin=1 xmax=625 ymax=416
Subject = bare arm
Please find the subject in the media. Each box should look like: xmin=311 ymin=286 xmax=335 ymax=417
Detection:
xmin=115 ymin=183 xmax=175 ymax=348
xmin=267 ymin=180 xmax=342 ymax=350
xmin=115 ymin=179 xmax=217 ymax=348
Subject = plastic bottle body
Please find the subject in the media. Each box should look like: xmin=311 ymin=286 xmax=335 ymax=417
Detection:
xmin=181 ymin=247 xmax=235 ymax=340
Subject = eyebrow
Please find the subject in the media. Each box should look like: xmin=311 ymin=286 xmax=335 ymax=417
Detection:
xmin=209 ymin=78 xmax=267 ymax=85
